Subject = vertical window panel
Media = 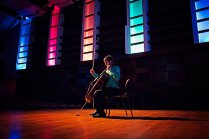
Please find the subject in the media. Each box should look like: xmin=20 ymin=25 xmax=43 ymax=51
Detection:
xmin=49 ymin=39 xmax=57 ymax=46
xmin=130 ymin=0 xmax=142 ymax=17
xmin=81 ymin=0 xmax=100 ymax=61
xmin=16 ymin=63 xmax=26 ymax=70
xmin=84 ymin=16 xmax=94 ymax=30
xmin=16 ymin=17 xmax=31 ymax=70
xmin=196 ymin=9 xmax=209 ymax=20
xmin=85 ymin=2 xmax=95 ymax=15
xmin=21 ymin=24 xmax=31 ymax=35
xmin=51 ymin=14 xmax=59 ymax=27
xmin=48 ymin=52 xmax=56 ymax=59
xmin=131 ymin=43 xmax=144 ymax=53
xmin=198 ymin=32 xmax=209 ymax=43
xmin=20 ymin=35 xmax=29 ymax=46
xmin=19 ymin=46 xmax=28 ymax=52
xmin=197 ymin=20 xmax=209 ymax=31
xmin=130 ymin=25 xmax=144 ymax=35
xmin=52 ymin=6 xmax=60 ymax=14
xmin=50 ymin=26 xmax=58 ymax=39
xmin=83 ymin=45 xmax=93 ymax=52
xmin=130 ymin=17 xmax=143 ymax=26
xmin=191 ymin=0 xmax=209 ymax=43
xmin=126 ymin=0 xmax=149 ymax=54
xmin=49 ymin=46 xmax=56 ymax=52
xmin=195 ymin=0 xmax=209 ymax=10
xmin=48 ymin=59 xmax=55 ymax=66
xmin=84 ymin=37 xmax=93 ymax=45
xmin=19 ymin=52 xmax=27 ymax=58
xmin=47 ymin=6 xmax=63 ymax=66
xmin=83 ymin=53 xmax=93 ymax=61
xmin=130 ymin=34 xmax=144 ymax=44
xmin=17 ymin=58 xmax=27 ymax=63
xmin=84 ymin=30 xmax=93 ymax=38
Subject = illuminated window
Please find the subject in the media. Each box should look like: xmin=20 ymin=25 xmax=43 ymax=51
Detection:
xmin=47 ymin=6 xmax=64 ymax=66
xmin=16 ymin=17 xmax=31 ymax=70
xmin=191 ymin=0 xmax=209 ymax=43
xmin=81 ymin=0 xmax=100 ymax=61
xmin=125 ymin=0 xmax=150 ymax=54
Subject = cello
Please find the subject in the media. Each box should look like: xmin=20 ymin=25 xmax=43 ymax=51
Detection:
xmin=85 ymin=69 xmax=109 ymax=103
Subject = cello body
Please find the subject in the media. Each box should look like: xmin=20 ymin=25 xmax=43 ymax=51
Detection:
xmin=85 ymin=72 xmax=109 ymax=103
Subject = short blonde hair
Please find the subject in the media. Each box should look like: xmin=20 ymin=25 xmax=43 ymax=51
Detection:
xmin=103 ymin=55 xmax=113 ymax=62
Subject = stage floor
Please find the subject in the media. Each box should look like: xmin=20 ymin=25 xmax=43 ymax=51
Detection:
xmin=0 ymin=109 xmax=209 ymax=139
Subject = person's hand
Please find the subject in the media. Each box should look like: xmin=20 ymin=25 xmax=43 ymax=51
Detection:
xmin=107 ymin=65 xmax=112 ymax=71
xmin=90 ymin=68 xmax=95 ymax=74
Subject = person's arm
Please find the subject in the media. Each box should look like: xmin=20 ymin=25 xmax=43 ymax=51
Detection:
xmin=106 ymin=66 xmax=120 ymax=81
xmin=90 ymin=69 xmax=99 ymax=78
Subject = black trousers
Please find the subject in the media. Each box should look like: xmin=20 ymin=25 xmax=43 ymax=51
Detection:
xmin=94 ymin=87 xmax=120 ymax=113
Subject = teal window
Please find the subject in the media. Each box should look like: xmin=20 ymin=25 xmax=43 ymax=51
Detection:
xmin=126 ymin=0 xmax=150 ymax=54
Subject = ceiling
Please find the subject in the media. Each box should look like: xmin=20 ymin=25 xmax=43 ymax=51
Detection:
xmin=0 ymin=0 xmax=77 ymax=33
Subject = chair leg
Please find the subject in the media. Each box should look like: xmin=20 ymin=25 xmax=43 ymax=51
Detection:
xmin=127 ymin=97 xmax=133 ymax=117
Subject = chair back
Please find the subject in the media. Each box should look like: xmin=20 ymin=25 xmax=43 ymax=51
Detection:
xmin=124 ymin=79 xmax=131 ymax=94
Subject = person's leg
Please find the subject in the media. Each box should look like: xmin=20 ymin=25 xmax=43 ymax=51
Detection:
xmin=92 ymin=90 xmax=106 ymax=117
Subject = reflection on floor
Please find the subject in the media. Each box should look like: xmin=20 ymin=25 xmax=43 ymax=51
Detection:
xmin=0 ymin=109 xmax=209 ymax=139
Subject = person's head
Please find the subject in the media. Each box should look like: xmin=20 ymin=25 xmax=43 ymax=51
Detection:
xmin=103 ymin=55 xmax=113 ymax=66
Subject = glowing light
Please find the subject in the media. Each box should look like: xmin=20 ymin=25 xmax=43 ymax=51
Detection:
xmin=81 ymin=0 xmax=99 ymax=61
xmin=130 ymin=17 xmax=143 ymax=26
xmin=197 ymin=20 xmax=209 ymax=31
xmin=196 ymin=9 xmax=209 ymax=20
xmin=195 ymin=0 xmax=209 ymax=10
xmin=130 ymin=0 xmax=142 ymax=18
xmin=16 ymin=17 xmax=31 ymax=70
xmin=50 ymin=26 xmax=58 ymax=39
xmin=198 ymin=32 xmax=209 ymax=43
xmin=84 ymin=38 xmax=93 ymax=45
xmin=83 ymin=53 xmax=93 ymax=61
xmin=18 ymin=58 xmax=27 ymax=63
xmin=131 ymin=43 xmax=144 ymax=53
xmin=20 ymin=36 xmax=29 ymax=46
xmin=192 ymin=0 xmax=209 ymax=43
xmin=47 ymin=6 xmax=62 ymax=66
xmin=83 ymin=45 xmax=93 ymax=52
xmin=49 ymin=39 xmax=57 ymax=46
xmin=126 ymin=0 xmax=149 ymax=54
xmin=49 ymin=46 xmax=56 ymax=52
xmin=48 ymin=53 xmax=56 ymax=59
xmin=19 ymin=46 xmax=28 ymax=52
xmin=84 ymin=30 xmax=93 ymax=37
xmin=48 ymin=59 xmax=55 ymax=66
xmin=84 ymin=16 xmax=94 ymax=30
xmin=130 ymin=25 xmax=143 ymax=35
xmin=130 ymin=34 xmax=144 ymax=44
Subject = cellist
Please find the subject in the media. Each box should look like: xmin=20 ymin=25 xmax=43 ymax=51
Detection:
xmin=89 ymin=55 xmax=121 ymax=118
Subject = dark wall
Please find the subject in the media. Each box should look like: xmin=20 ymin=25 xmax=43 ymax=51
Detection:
xmin=0 ymin=23 xmax=20 ymax=95
xmin=5 ymin=0 xmax=209 ymax=110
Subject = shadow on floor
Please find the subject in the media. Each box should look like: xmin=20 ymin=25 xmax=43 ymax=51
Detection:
xmin=106 ymin=116 xmax=209 ymax=121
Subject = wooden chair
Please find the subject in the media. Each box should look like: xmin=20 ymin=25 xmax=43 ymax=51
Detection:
xmin=105 ymin=79 xmax=133 ymax=117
